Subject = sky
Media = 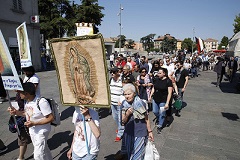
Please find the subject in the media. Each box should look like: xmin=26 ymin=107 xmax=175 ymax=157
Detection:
xmin=94 ymin=0 xmax=240 ymax=42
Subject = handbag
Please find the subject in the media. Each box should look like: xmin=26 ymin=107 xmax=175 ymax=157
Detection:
xmin=144 ymin=140 xmax=160 ymax=160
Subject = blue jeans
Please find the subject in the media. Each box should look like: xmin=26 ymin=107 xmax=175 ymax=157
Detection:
xmin=72 ymin=151 xmax=97 ymax=160
xmin=111 ymin=104 xmax=124 ymax=137
xmin=152 ymin=100 xmax=166 ymax=127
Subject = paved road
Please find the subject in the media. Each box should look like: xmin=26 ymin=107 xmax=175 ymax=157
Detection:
xmin=0 ymin=69 xmax=240 ymax=160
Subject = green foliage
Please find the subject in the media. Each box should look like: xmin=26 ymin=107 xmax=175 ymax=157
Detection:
xmin=181 ymin=38 xmax=194 ymax=52
xmin=38 ymin=0 xmax=104 ymax=40
xmin=125 ymin=39 xmax=135 ymax=49
xmin=76 ymin=0 xmax=104 ymax=34
xmin=160 ymin=36 xmax=177 ymax=53
xmin=233 ymin=13 xmax=240 ymax=34
xmin=140 ymin=34 xmax=156 ymax=52
xmin=218 ymin=36 xmax=229 ymax=50
xmin=115 ymin=35 xmax=126 ymax=48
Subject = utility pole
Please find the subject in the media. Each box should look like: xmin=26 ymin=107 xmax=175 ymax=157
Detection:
xmin=192 ymin=27 xmax=195 ymax=54
xmin=118 ymin=4 xmax=123 ymax=53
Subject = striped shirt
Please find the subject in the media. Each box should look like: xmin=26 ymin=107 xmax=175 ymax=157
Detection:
xmin=110 ymin=77 xmax=123 ymax=105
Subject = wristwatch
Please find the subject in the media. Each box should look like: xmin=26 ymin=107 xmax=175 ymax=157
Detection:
xmin=85 ymin=117 xmax=92 ymax=122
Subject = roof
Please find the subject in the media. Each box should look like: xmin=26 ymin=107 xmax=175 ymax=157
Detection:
xmin=154 ymin=34 xmax=182 ymax=42
xmin=104 ymin=38 xmax=115 ymax=43
xmin=204 ymin=38 xmax=218 ymax=42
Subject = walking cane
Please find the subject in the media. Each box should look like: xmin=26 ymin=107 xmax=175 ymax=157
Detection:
xmin=6 ymin=90 xmax=21 ymax=136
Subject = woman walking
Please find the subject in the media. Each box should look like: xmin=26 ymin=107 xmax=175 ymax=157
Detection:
xmin=120 ymin=84 xmax=154 ymax=160
xmin=150 ymin=67 xmax=173 ymax=133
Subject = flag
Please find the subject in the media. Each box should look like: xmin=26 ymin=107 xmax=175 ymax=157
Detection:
xmin=195 ymin=37 xmax=204 ymax=54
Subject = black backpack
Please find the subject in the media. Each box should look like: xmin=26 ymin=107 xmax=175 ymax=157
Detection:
xmin=8 ymin=116 xmax=26 ymax=133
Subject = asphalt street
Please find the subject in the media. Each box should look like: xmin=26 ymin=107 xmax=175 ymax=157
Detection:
xmin=0 ymin=68 xmax=240 ymax=160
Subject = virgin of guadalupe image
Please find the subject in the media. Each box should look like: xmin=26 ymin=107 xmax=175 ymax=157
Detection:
xmin=68 ymin=47 xmax=95 ymax=104
xmin=18 ymin=27 xmax=28 ymax=59
xmin=0 ymin=49 xmax=13 ymax=76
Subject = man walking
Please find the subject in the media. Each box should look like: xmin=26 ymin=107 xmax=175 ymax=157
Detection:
xmin=175 ymin=61 xmax=189 ymax=117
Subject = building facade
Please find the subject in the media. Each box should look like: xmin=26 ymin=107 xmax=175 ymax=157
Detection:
xmin=154 ymin=34 xmax=182 ymax=52
xmin=204 ymin=38 xmax=218 ymax=52
xmin=0 ymin=0 xmax=41 ymax=71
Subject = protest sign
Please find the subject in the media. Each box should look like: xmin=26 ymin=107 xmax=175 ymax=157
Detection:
xmin=0 ymin=30 xmax=23 ymax=91
xmin=16 ymin=22 xmax=32 ymax=68
xmin=76 ymin=22 xmax=94 ymax=36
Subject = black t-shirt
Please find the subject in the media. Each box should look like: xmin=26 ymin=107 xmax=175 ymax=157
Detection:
xmin=175 ymin=69 xmax=188 ymax=88
xmin=153 ymin=77 xmax=172 ymax=103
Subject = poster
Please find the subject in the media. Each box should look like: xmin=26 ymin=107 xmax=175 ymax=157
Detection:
xmin=16 ymin=22 xmax=32 ymax=68
xmin=76 ymin=22 xmax=94 ymax=36
xmin=49 ymin=34 xmax=110 ymax=107
xmin=0 ymin=30 xmax=23 ymax=91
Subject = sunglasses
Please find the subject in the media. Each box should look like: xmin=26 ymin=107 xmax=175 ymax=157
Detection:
xmin=141 ymin=71 xmax=146 ymax=73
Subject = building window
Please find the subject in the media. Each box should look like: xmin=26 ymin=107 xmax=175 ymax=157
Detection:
xmin=13 ymin=0 xmax=22 ymax=11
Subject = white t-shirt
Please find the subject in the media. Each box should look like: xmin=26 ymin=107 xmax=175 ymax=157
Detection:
xmin=163 ymin=63 xmax=175 ymax=76
xmin=110 ymin=54 xmax=114 ymax=61
xmin=72 ymin=108 xmax=100 ymax=157
xmin=25 ymin=97 xmax=52 ymax=134
xmin=23 ymin=74 xmax=41 ymax=97
xmin=184 ymin=63 xmax=192 ymax=70
xmin=126 ymin=62 xmax=133 ymax=70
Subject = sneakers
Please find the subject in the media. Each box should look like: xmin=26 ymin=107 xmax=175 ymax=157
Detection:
xmin=175 ymin=111 xmax=181 ymax=117
xmin=114 ymin=137 xmax=121 ymax=142
xmin=0 ymin=146 xmax=8 ymax=154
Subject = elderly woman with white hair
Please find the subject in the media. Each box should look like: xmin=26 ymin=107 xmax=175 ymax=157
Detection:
xmin=120 ymin=83 xmax=154 ymax=160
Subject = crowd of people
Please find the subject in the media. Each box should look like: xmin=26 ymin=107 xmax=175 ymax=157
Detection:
xmin=0 ymin=50 xmax=239 ymax=160
xmin=109 ymin=52 xmax=191 ymax=159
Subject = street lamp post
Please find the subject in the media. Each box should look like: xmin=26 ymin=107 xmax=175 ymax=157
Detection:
xmin=118 ymin=4 xmax=123 ymax=54
xmin=192 ymin=27 xmax=195 ymax=54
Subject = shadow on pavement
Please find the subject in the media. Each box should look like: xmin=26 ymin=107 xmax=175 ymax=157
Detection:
xmin=60 ymin=107 xmax=75 ymax=121
xmin=104 ymin=154 xmax=117 ymax=160
xmin=0 ymin=138 xmax=18 ymax=156
xmin=221 ymin=112 xmax=240 ymax=121
xmin=98 ymin=108 xmax=111 ymax=119
xmin=48 ymin=131 xmax=73 ymax=151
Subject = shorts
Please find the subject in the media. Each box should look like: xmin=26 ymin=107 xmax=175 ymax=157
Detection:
xmin=18 ymin=128 xmax=31 ymax=146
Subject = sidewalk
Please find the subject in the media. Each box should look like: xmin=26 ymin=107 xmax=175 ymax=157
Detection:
xmin=0 ymin=70 xmax=239 ymax=160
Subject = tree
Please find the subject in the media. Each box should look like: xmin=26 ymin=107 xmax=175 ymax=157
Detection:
xmin=38 ymin=0 xmax=104 ymax=40
xmin=75 ymin=0 xmax=104 ymax=34
xmin=181 ymin=38 xmax=194 ymax=52
xmin=218 ymin=36 xmax=229 ymax=50
xmin=140 ymin=34 xmax=156 ymax=52
xmin=160 ymin=36 xmax=177 ymax=53
xmin=233 ymin=13 xmax=240 ymax=34
xmin=39 ymin=0 xmax=73 ymax=39
xmin=115 ymin=35 xmax=126 ymax=48
xmin=125 ymin=39 xmax=135 ymax=49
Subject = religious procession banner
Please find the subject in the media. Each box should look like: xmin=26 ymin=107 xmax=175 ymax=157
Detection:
xmin=16 ymin=22 xmax=32 ymax=68
xmin=49 ymin=34 xmax=110 ymax=107
xmin=0 ymin=30 xmax=23 ymax=91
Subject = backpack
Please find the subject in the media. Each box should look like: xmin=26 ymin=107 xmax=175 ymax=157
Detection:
xmin=37 ymin=97 xmax=61 ymax=126
xmin=8 ymin=116 xmax=26 ymax=133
